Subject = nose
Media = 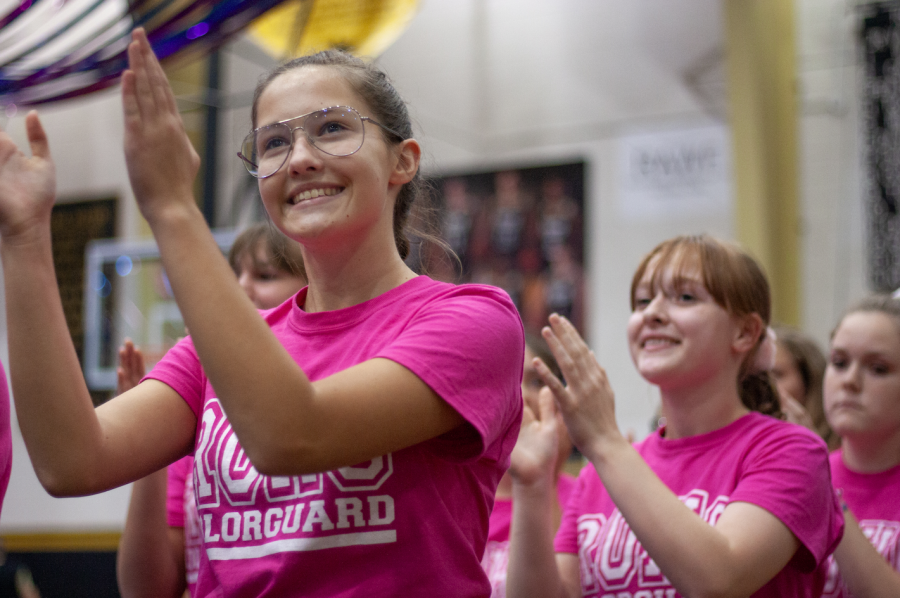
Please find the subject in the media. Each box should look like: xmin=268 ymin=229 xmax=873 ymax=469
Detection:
xmin=839 ymin=361 xmax=862 ymax=392
xmin=641 ymin=292 xmax=668 ymax=324
xmin=285 ymin=128 xmax=323 ymax=174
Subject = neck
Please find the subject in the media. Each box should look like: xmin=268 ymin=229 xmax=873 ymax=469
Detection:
xmin=657 ymin=367 xmax=748 ymax=440
xmin=841 ymin=430 xmax=900 ymax=473
xmin=300 ymin=225 xmax=416 ymax=313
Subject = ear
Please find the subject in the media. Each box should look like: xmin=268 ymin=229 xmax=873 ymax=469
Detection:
xmin=388 ymin=138 xmax=421 ymax=186
xmin=732 ymin=312 xmax=764 ymax=356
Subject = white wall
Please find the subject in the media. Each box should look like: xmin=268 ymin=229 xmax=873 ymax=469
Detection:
xmin=0 ymin=0 xmax=871 ymax=531
xmin=376 ymin=0 xmax=731 ymax=439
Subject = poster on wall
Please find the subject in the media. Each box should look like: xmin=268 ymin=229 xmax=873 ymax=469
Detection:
xmin=412 ymin=162 xmax=586 ymax=334
xmin=860 ymin=3 xmax=900 ymax=292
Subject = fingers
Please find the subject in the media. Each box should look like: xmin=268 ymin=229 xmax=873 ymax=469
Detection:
xmin=536 ymin=386 xmax=557 ymax=424
xmin=546 ymin=314 xmax=598 ymax=377
xmin=127 ymin=36 xmax=152 ymax=119
xmin=533 ymin=357 xmax=566 ymax=401
xmin=121 ymin=70 xmax=139 ymax=121
xmin=543 ymin=314 xmax=608 ymax=397
xmin=140 ymin=30 xmax=178 ymax=115
xmin=24 ymin=111 xmax=50 ymax=160
xmin=130 ymin=28 xmax=178 ymax=117
xmin=117 ymin=339 xmax=147 ymax=394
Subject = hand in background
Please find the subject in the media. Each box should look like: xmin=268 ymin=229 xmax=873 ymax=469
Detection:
xmin=509 ymin=387 xmax=559 ymax=487
xmin=536 ymin=313 xmax=624 ymax=461
xmin=117 ymin=340 xmax=146 ymax=395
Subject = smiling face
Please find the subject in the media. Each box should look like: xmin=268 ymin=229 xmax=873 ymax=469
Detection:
xmin=627 ymin=260 xmax=745 ymax=390
xmin=253 ymin=66 xmax=413 ymax=250
xmin=824 ymin=311 xmax=900 ymax=441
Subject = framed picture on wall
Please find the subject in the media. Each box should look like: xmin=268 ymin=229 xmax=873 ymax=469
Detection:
xmin=82 ymin=230 xmax=238 ymax=392
xmin=412 ymin=161 xmax=586 ymax=334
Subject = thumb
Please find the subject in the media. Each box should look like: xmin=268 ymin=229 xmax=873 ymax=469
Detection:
xmin=538 ymin=386 xmax=557 ymax=423
xmin=25 ymin=111 xmax=50 ymax=160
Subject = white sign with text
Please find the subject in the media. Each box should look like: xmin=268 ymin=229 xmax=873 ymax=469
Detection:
xmin=618 ymin=125 xmax=732 ymax=220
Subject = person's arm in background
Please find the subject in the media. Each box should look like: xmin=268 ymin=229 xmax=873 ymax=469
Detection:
xmin=833 ymin=508 xmax=900 ymax=598
xmin=115 ymin=341 xmax=186 ymax=598
xmin=506 ymin=390 xmax=577 ymax=598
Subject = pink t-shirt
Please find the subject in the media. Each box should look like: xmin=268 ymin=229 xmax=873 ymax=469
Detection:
xmin=168 ymin=455 xmax=202 ymax=595
xmin=482 ymin=473 xmax=576 ymax=597
xmin=0 ymin=363 xmax=11 ymax=516
xmin=822 ymin=450 xmax=900 ymax=597
xmin=147 ymin=276 xmax=524 ymax=597
xmin=555 ymin=413 xmax=843 ymax=597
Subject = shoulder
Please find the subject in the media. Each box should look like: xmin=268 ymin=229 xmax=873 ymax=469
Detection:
xmin=739 ymin=412 xmax=829 ymax=455
xmin=398 ymin=278 xmax=524 ymax=339
xmin=410 ymin=277 xmax=520 ymax=313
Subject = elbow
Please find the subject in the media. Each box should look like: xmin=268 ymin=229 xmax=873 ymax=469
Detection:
xmin=683 ymin=586 xmax=730 ymax=598
xmin=38 ymin=472 xmax=83 ymax=498
xmin=677 ymin=572 xmax=744 ymax=598
xmin=35 ymin=465 xmax=101 ymax=498
xmin=242 ymin=442 xmax=319 ymax=477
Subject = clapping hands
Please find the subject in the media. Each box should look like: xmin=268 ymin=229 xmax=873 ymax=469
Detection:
xmin=533 ymin=314 xmax=623 ymax=462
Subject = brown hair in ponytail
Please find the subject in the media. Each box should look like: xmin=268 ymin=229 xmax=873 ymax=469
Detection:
xmin=250 ymin=50 xmax=450 ymax=263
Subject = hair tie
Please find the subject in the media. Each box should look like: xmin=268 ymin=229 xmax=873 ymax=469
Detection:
xmin=751 ymin=326 xmax=777 ymax=373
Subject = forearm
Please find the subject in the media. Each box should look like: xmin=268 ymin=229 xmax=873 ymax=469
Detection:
xmin=834 ymin=511 xmax=900 ymax=598
xmin=507 ymin=477 xmax=569 ymax=598
xmin=145 ymin=206 xmax=319 ymax=471
xmin=1 ymin=229 xmax=109 ymax=494
xmin=117 ymin=469 xmax=185 ymax=598
xmin=584 ymin=437 xmax=789 ymax=598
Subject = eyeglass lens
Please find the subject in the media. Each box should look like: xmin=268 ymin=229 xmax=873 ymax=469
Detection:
xmin=240 ymin=107 xmax=365 ymax=178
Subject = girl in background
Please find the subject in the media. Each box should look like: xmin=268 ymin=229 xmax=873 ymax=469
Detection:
xmin=0 ymin=29 xmax=522 ymax=596
xmin=772 ymin=326 xmax=839 ymax=450
xmin=482 ymin=332 xmax=577 ymax=597
xmin=507 ymin=235 xmax=843 ymax=598
xmin=117 ymin=223 xmax=307 ymax=597
xmin=821 ymin=295 xmax=900 ymax=598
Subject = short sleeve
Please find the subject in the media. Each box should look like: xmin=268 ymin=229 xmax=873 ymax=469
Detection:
xmin=377 ymin=285 xmax=524 ymax=462
xmin=166 ymin=455 xmax=192 ymax=528
xmin=731 ymin=425 xmax=844 ymax=571
xmin=144 ymin=336 xmax=205 ymax=419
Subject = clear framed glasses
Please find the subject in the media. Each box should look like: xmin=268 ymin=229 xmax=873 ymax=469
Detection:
xmin=237 ymin=105 xmax=403 ymax=179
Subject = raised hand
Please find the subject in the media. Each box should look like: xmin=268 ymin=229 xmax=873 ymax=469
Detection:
xmin=116 ymin=339 xmax=146 ymax=395
xmin=121 ymin=28 xmax=200 ymax=225
xmin=535 ymin=313 xmax=624 ymax=461
xmin=0 ymin=111 xmax=56 ymax=240
xmin=509 ymin=387 xmax=559 ymax=487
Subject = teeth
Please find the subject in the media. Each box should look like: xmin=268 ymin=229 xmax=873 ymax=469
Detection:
xmin=644 ymin=338 xmax=676 ymax=348
xmin=292 ymin=188 xmax=339 ymax=204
